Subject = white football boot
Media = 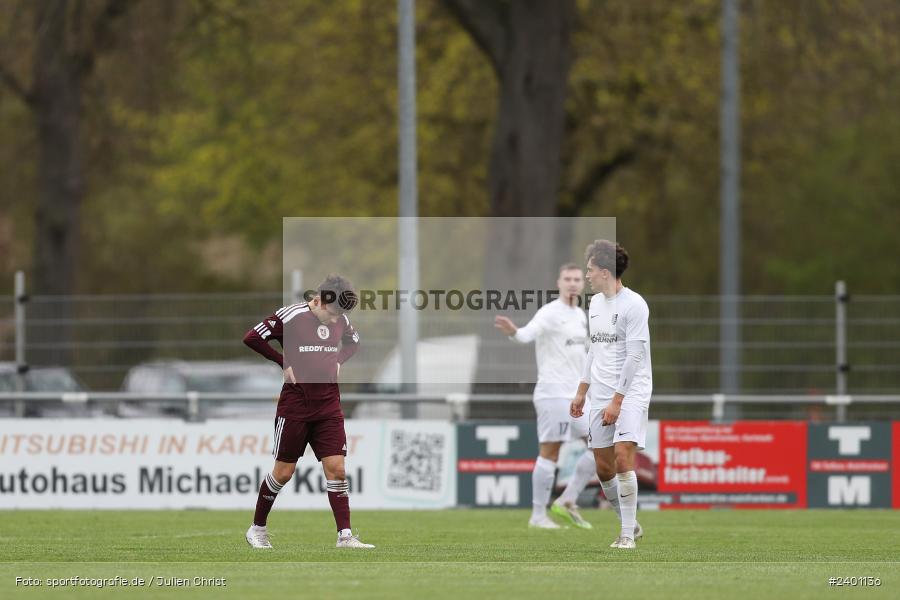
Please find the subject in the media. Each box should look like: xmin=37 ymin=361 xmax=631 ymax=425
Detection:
xmin=246 ymin=525 xmax=273 ymax=549
xmin=337 ymin=532 xmax=375 ymax=548
xmin=613 ymin=536 xmax=636 ymax=549
xmin=610 ymin=523 xmax=642 ymax=547
xmin=528 ymin=515 xmax=563 ymax=529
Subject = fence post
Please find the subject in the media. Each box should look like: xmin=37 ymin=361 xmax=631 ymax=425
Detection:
xmin=187 ymin=391 xmax=201 ymax=422
xmin=712 ymin=393 xmax=726 ymax=422
xmin=291 ymin=269 xmax=304 ymax=304
xmin=835 ymin=280 xmax=848 ymax=423
xmin=14 ymin=271 xmax=27 ymax=417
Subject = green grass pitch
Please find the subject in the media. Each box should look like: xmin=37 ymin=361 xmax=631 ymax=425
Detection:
xmin=1 ymin=509 xmax=898 ymax=599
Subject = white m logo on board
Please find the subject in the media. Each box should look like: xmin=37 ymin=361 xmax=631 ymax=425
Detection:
xmin=476 ymin=476 xmax=519 ymax=505
xmin=827 ymin=476 xmax=871 ymax=505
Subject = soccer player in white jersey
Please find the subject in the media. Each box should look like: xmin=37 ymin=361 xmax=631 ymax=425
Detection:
xmin=495 ymin=264 xmax=599 ymax=529
xmin=570 ymin=240 xmax=652 ymax=549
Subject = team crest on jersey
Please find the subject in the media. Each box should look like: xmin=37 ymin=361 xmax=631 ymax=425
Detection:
xmin=612 ymin=314 xmax=618 ymax=325
xmin=317 ymin=325 xmax=330 ymax=340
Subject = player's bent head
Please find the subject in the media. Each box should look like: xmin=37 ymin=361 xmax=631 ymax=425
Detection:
xmin=317 ymin=273 xmax=358 ymax=313
xmin=584 ymin=239 xmax=628 ymax=279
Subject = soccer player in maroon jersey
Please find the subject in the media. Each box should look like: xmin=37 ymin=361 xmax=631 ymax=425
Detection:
xmin=242 ymin=274 xmax=374 ymax=549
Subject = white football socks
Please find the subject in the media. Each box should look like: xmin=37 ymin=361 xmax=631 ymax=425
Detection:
xmin=617 ymin=470 xmax=638 ymax=539
xmin=531 ymin=456 xmax=557 ymax=519
xmin=599 ymin=476 xmax=622 ymax=522
xmin=557 ymin=450 xmax=596 ymax=505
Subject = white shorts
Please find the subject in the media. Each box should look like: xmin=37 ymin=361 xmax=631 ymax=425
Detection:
xmin=535 ymin=398 xmax=589 ymax=443
xmin=587 ymin=403 xmax=649 ymax=450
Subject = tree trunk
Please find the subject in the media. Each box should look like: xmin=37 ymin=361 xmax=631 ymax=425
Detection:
xmin=442 ymin=0 xmax=575 ymax=390
xmin=32 ymin=0 xmax=84 ymax=299
xmin=489 ymin=1 xmax=573 ymax=218
xmin=486 ymin=0 xmax=573 ymax=299
xmin=27 ymin=1 xmax=85 ymax=366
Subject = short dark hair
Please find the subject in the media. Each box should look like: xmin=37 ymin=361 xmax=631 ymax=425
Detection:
xmin=317 ymin=273 xmax=357 ymax=313
xmin=584 ymin=240 xmax=629 ymax=279
xmin=558 ymin=262 xmax=581 ymax=274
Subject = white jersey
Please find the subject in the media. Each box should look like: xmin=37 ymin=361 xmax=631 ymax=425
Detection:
xmin=511 ymin=299 xmax=588 ymax=400
xmin=585 ymin=287 xmax=653 ymax=409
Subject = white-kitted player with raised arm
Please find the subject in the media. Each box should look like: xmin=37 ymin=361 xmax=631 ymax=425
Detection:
xmin=571 ymin=240 xmax=651 ymax=549
xmin=494 ymin=263 xmax=600 ymax=530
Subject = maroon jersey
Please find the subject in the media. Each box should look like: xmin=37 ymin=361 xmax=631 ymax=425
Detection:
xmin=243 ymin=302 xmax=360 ymax=420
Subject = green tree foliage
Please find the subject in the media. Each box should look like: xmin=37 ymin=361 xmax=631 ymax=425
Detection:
xmin=0 ymin=0 xmax=898 ymax=297
xmin=76 ymin=0 xmax=494 ymax=293
xmin=740 ymin=0 xmax=900 ymax=294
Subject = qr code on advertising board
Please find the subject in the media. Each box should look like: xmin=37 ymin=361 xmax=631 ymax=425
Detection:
xmin=387 ymin=430 xmax=445 ymax=492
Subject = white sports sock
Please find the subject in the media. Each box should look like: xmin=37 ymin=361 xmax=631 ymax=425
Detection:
xmin=617 ymin=470 xmax=638 ymax=539
xmin=531 ymin=456 xmax=557 ymax=519
xmin=557 ymin=450 xmax=596 ymax=505
xmin=339 ymin=528 xmax=352 ymax=538
xmin=599 ymin=476 xmax=622 ymax=522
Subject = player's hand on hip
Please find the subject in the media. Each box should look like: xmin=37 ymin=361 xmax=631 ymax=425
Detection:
xmin=494 ymin=316 xmax=517 ymax=336
xmin=283 ymin=366 xmax=296 ymax=384
xmin=601 ymin=402 xmax=620 ymax=426
xmin=570 ymin=394 xmax=586 ymax=418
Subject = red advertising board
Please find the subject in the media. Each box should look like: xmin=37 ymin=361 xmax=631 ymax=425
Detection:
xmin=657 ymin=421 xmax=808 ymax=509
xmin=893 ymin=422 xmax=900 ymax=509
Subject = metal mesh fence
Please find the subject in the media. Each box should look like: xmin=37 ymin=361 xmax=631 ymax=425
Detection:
xmin=652 ymin=295 xmax=838 ymax=394
xmin=22 ymin=293 xmax=285 ymax=390
xmin=847 ymin=295 xmax=900 ymax=393
xmin=4 ymin=289 xmax=900 ymax=394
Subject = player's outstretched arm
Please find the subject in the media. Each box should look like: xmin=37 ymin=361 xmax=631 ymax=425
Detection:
xmin=494 ymin=315 xmax=518 ymax=336
xmin=497 ymin=311 xmax=544 ymax=344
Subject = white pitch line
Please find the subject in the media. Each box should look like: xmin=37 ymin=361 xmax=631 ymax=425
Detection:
xmin=1 ymin=561 xmax=898 ymax=565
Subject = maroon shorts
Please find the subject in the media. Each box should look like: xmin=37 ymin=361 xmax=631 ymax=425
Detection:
xmin=272 ymin=416 xmax=347 ymax=463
